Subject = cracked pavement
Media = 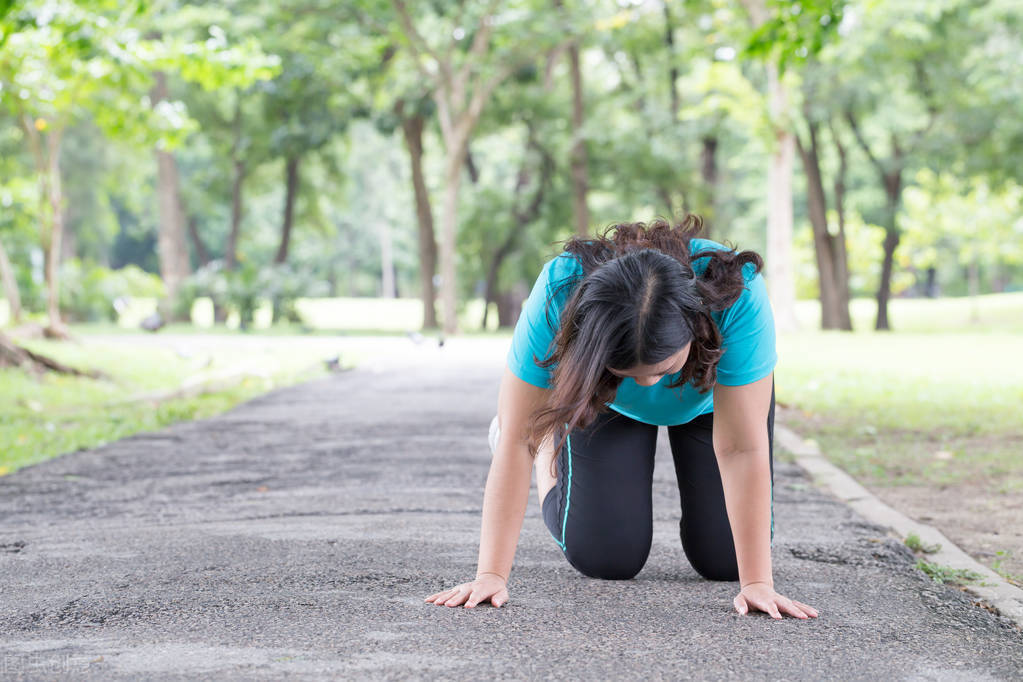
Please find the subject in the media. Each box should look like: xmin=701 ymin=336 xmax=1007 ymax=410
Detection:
xmin=1 ymin=346 xmax=1022 ymax=680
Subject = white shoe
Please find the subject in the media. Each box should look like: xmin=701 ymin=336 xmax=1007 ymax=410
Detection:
xmin=488 ymin=415 xmax=500 ymax=456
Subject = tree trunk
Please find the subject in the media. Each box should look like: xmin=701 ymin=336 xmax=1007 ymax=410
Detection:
xmin=43 ymin=131 xmax=66 ymax=335
xmin=830 ymin=121 xmax=853 ymax=330
xmin=392 ymin=0 xmax=509 ymax=334
xmin=664 ymin=2 xmax=680 ymax=121
xmin=327 ymin=264 xmax=337 ymax=297
xmin=795 ymin=113 xmax=842 ymax=330
xmin=874 ymin=167 xmax=903 ymax=331
xmin=187 ymin=216 xmax=211 ymax=267
xmin=465 ymin=147 xmax=480 ymax=185
xmin=274 ymin=155 xmax=301 ymax=264
xmin=397 ymin=104 xmax=438 ymax=330
xmin=700 ymin=135 xmax=718 ymax=237
xmin=438 ymin=148 xmax=465 ymax=334
xmin=226 ymin=161 xmax=245 ymax=270
xmin=59 ymin=218 xmax=76 ymax=264
xmin=0 ymin=235 xmax=23 ymax=324
xmin=967 ymin=259 xmax=980 ymax=323
xmin=378 ymin=218 xmax=396 ymax=299
xmin=741 ymin=0 xmax=797 ymax=332
xmin=0 ymin=330 xmax=103 ymax=376
xmin=845 ymin=113 xmax=905 ymax=331
xmin=567 ymin=41 xmax=590 ymax=237
xmin=482 ymin=126 xmax=553 ymax=330
xmin=225 ymin=94 xmax=245 ymax=271
xmin=765 ymin=62 xmax=798 ymax=332
xmin=876 ymin=227 xmax=898 ymax=331
xmin=151 ymin=71 xmax=192 ymax=320
xmin=22 ymin=116 xmax=68 ymax=336
xmin=496 ymin=290 xmax=518 ymax=328
xmin=925 ymin=267 xmax=938 ymax=298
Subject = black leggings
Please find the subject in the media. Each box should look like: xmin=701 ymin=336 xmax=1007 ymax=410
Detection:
xmin=541 ymin=380 xmax=775 ymax=581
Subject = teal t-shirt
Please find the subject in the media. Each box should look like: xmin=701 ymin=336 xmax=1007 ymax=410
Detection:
xmin=506 ymin=238 xmax=777 ymax=426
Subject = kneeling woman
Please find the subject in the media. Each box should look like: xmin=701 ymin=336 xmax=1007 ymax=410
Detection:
xmin=426 ymin=217 xmax=817 ymax=620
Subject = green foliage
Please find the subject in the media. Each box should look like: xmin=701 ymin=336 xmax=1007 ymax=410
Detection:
xmin=915 ymin=559 xmax=982 ymax=586
xmin=905 ymin=533 xmax=941 ymax=554
xmin=0 ymin=334 xmax=327 ymax=475
xmin=901 ymin=171 xmax=1023 ymax=292
xmin=745 ymin=0 xmax=845 ymax=71
xmin=174 ymin=261 xmax=228 ymax=320
xmin=58 ymin=261 xmax=164 ymax=322
xmin=778 ymin=312 xmax=1023 ymax=496
xmin=176 ymin=260 xmax=328 ymax=328
xmin=990 ymin=550 xmax=1021 ymax=585
xmin=2 ymin=0 xmax=1022 ymax=330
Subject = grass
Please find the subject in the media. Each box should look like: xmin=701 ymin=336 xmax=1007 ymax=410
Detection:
xmin=779 ymin=293 xmax=1023 ymax=581
xmin=776 ymin=326 xmax=1023 ymax=491
xmin=793 ymin=291 xmax=1023 ymax=334
xmin=915 ymin=559 xmax=984 ymax=586
xmin=3 ymin=291 xmax=1020 ymax=490
xmin=905 ymin=533 xmax=942 ymax=554
xmin=67 ymin=321 xmax=510 ymax=339
xmin=990 ymin=551 xmax=1023 ymax=585
xmin=0 ymin=334 xmax=334 ymax=475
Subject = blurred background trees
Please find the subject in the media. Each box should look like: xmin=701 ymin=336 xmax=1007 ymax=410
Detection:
xmin=1 ymin=0 xmax=1021 ymax=336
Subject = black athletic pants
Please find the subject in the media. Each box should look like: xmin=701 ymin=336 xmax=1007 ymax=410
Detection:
xmin=541 ymin=380 xmax=775 ymax=581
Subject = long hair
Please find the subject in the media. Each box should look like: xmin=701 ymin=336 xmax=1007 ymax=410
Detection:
xmin=526 ymin=215 xmax=764 ymax=460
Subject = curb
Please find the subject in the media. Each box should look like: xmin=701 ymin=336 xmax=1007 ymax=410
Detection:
xmin=775 ymin=422 xmax=1023 ymax=629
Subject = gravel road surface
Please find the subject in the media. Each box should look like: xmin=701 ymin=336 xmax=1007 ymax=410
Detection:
xmin=2 ymin=346 xmax=1021 ymax=680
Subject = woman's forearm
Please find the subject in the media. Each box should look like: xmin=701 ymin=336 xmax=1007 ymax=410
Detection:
xmin=716 ymin=448 xmax=774 ymax=587
xmin=475 ymin=441 xmax=534 ymax=581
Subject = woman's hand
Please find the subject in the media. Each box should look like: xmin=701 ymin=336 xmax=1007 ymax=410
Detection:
xmin=425 ymin=572 xmax=509 ymax=609
xmin=733 ymin=581 xmax=818 ymax=620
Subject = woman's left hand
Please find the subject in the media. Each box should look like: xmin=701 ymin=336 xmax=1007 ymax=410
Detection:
xmin=733 ymin=582 xmax=818 ymax=620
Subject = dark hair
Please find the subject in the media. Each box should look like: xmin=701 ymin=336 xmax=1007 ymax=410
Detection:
xmin=526 ymin=215 xmax=764 ymax=460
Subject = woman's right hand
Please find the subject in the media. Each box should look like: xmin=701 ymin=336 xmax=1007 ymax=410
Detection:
xmin=425 ymin=573 xmax=509 ymax=608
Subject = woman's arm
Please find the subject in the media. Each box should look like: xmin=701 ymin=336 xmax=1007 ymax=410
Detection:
xmin=476 ymin=368 xmax=550 ymax=580
xmin=712 ymin=372 xmax=818 ymax=620
xmin=425 ymin=367 xmax=549 ymax=608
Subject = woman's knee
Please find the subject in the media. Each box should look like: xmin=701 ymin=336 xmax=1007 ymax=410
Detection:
xmin=682 ymin=536 xmax=739 ymax=581
xmin=563 ymin=537 xmax=651 ymax=580
xmin=689 ymin=556 xmax=739 ymax=582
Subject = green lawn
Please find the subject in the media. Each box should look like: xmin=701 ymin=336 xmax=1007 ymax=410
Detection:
xmin=4 ymin=291 xmax=1020 ymax=492
xmin=779 ymin=292 xmax=1023 ymax=493
xmin=777 ymin=330 xmax=1023 ymax=491
xmin=0 ymin=334 xmax=333 ymax=475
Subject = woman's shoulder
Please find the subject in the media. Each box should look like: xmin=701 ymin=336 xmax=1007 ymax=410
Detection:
xmin=688 ymin=237 xmax=730 ymax=254
xmin=690 ymin=238 xmax=760 ymax=283
xmin=546 ymin=250 xmax=585 ymax=285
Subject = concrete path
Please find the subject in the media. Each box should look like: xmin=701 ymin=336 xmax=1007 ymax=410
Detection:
xmin=1 ymin=348 xmax=1022 ymax=680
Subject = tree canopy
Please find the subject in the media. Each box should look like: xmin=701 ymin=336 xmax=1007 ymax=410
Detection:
xmin=1 ymin=0 xmax=1020 ymax=335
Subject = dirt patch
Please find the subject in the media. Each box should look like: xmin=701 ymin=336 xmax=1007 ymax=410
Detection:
xmin=870 ymin=483 xmax=1023 ymax=583
xmin=777 ymin=405 xmax=1023 ymax=584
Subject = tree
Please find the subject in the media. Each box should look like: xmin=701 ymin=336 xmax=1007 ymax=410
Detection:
xmin=902 ymin=172 xmax=1023 ymax=312
xmin=553 ymin=0 xmax=590 ymax=237
xmin=794 ymin=69 xmax=852 ymax=330
xmin=0 ymin=1 xmax=275 ymax=335
xmin=739 ymin=0 xmax=799 ymax=332
xmin=0 ymin=2 xmax=156 ymax=336
xmin=151 ymin=69 xmax=192 ymax=318
xmin=0 ymin=236 xmax=22 ymax=324
xmin=743 ymin=0 xmax=846 ymax=330
xmin=394 ymin=97 xmax=440 ymax=328
xmin=835 ymin=0 xmax=975 ymax=329
xmin=390 ymin=0 xmax=554 ymax=334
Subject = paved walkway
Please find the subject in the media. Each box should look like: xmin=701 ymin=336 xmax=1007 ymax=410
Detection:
xmin=1 ymin=348 xmax=1021 ymax=679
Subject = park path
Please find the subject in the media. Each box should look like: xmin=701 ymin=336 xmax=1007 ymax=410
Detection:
xmin=1 ymin=341 xmax=1021 ymax=680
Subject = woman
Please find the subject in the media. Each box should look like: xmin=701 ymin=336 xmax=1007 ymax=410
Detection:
xmin=426 ymin=217 xmax=818 ymax=620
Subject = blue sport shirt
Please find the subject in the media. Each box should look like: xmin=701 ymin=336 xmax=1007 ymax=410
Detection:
xmin=505 ymin=238 xmax=777 ymax=426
